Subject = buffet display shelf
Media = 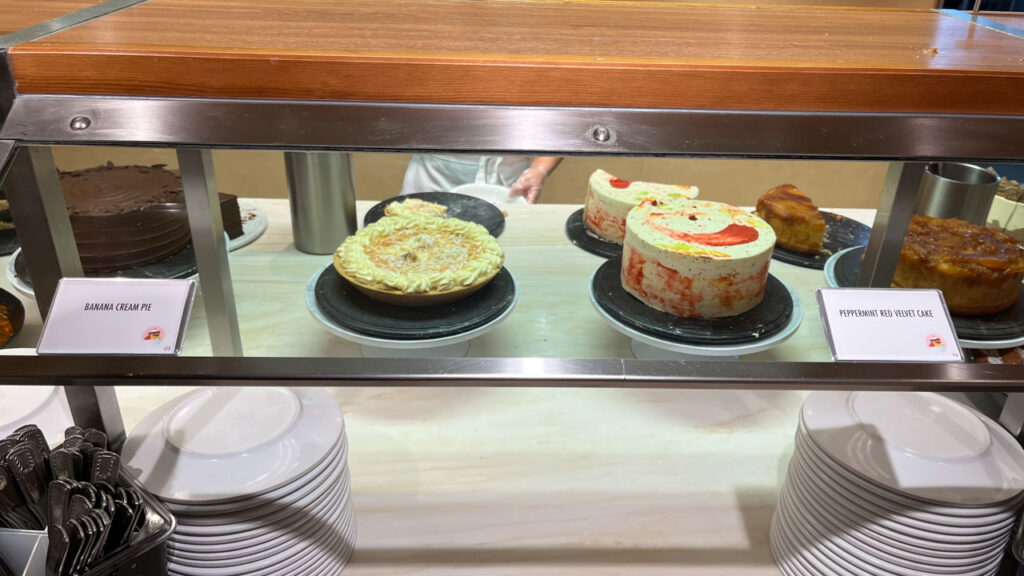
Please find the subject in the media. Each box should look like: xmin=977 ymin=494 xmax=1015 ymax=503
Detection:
xmin=6 ymin=0 xmax=1024 ymax=115
xmin=4 ymin=199 xmax=1023 ymax=393
xmin=2 ymin=199 xmax=866 ymax=360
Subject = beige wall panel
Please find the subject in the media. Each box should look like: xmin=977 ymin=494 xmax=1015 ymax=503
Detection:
xmin=50 ymin=148 xmax=887 ymax=209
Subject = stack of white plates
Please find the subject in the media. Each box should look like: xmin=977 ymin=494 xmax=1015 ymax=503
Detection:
xmin=122 ymin=387 xmax=355 ymax=576
xmin=772 ymin=391 xmax=1024 ymax=576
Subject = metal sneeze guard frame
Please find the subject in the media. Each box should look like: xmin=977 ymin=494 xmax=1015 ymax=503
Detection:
xmin=1 ymin=70 xmax=1024 ymax=435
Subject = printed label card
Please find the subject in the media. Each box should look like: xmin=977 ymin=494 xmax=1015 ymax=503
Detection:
xmin=38 ymin=278 xmax=196 ymax=355
xmin=817 ymin=288 xmax=963 ymax=362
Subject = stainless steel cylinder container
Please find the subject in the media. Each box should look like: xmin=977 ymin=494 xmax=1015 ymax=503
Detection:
xmin=914 ymin=162 xmax=999 ymax=226
xmin=285 ymin=151 xmax=357 ymax=254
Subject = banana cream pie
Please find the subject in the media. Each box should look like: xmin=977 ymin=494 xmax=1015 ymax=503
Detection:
xmin=334 ymin=215 xmax=503 ymax=306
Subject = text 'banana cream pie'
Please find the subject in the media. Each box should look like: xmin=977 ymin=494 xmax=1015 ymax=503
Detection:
xmin=334 ymin=215 xmax=503 ymax=306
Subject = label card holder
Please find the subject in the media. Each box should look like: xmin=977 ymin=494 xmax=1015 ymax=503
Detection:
xmin=817 ymin=288 xmax=963 ymax=363
xmin=38 ymin=278 xmax=196 ymax=355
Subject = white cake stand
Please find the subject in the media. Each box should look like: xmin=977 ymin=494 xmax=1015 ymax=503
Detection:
xmin=6 ymin=206 xmax=267 ymax=300
xmin=590 ymin=271 xmax=803 ymax=360
xmin=305 ymin=263 xmax=518 ymax=358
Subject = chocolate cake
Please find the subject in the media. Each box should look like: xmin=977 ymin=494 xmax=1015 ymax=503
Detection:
xmin=61 ymin=163 xmax=244 ymax=272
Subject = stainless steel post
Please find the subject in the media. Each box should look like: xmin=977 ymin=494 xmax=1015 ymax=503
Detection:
xmin=2 ymin=145 xmax=82 ymax=315
xmin=1 ymin=143 xmax=126 ymax=446
xmin=859 ymin=162 xmax=924 ymax=287
xmin=999 ymin=394 xmax=1024 ymax=437
xmin=177 ymin=148 xmax=243 ymax=356
xmin=284 ymin=151 xmax=357 ymax=254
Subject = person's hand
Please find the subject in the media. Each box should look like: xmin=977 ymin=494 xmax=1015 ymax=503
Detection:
xmin=509 ymin=166 xmax=548 ymax=204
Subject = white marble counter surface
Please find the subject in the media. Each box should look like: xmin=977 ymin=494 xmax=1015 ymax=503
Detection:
xmin=0 ymin=201 xmax=877 ymax=576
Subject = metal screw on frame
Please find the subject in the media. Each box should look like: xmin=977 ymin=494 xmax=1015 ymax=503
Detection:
xmin=592 ymin=126 xmax=611 ymax=143
xmin=69 ymin=116 xmax=91 ymax=131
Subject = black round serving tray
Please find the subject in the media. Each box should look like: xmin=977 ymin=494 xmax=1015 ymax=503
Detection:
xmin=0 ymin=287 xmax=25 ymax=348
xmin=363 ymin=192 xmax=505 ymax=238
xmin=831 ymin=245 xmax=1024 ymax=341
xmin=14 ymin=246 xmax=197 ymax=289
xmin=314 ymin=266 xmax=516 ymax=340
xmin=771 ymin=211 xmax=871 ymax=270
xmin=592 ymin=256 xmax=793 ymax=345
xmin=0 ymin=229 xmax=19 ymax=257
xmin=565 ymin=208 xmax=622 ymax=259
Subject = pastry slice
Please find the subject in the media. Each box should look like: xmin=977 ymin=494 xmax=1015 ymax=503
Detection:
xmin=755 ymin=184 xmax=826 ymax=255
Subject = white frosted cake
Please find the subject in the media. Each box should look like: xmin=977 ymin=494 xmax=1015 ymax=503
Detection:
xmin=584 ymin=169 xmax=699 ymax=243
xmin=621 ymin=199 xmax=776 ymax=318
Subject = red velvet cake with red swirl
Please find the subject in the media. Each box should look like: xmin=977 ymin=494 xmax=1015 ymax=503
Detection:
xmin=584 ymin=169 xmax=699 ymax=244
xmin=621 ymin=198 xmax=776 ymax=318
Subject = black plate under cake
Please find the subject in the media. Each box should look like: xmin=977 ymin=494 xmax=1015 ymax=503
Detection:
xmin=0 ymin=229 xmax=18 ymax=257
xmin=565 ymin=208 xmax=622 ymax=259
xmin=0 ymin=287 xmax=25 ymax=348
xmin=592 ymin=257 xmax=794 ymax=346
xmin=831 ymin=245 xmax=1024 ymax=342
xmin=314 ymin=266 xmax=516 ymax=340
xmin=771 ymin=212 xmax=871 ymax=270
xmin=363 ymin=192 xmax=506 ymax=238
xmin=13 ymin=245 xmax=197 ymax=289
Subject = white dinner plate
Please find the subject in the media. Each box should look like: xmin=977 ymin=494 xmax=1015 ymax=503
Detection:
xmin=169 ymin=469 xmax=351 ymax=544
xmin=779 ymin=488 xmax=1003 ymax=576
xmin=172 ymin=458 xmax=350 ymax=534
xmin=169 ymin=510 xmax=355 ymax=576
xmin=0 ymin=385 xmax=74 ymax=446
xmin=168 ymin=472 xmax=350 ymax=549
xmin=165 ymin=431 xmax=347 ymax=518
xmin=793 ymin=433 xmax=1019 ymax=531
xmin=801 ymin=391 xmax=1024 ymax=506
xmin=770 ymin=512 xmax=811 ymax=576
xmin=169 ymin=486 xmax=353 ymax=569
xmin=796 ymin=421 xmax=1023 ymax=519
xmin=775 ymin=503 xmax=858 ymax=576
xmin=785 ymin=451 xmax=1010 ymax=552
xmin=784 ymin=459 xmax=1006 ymax=568
xmin=123 ymin=387 xmax=344 ymax=503
xmin=781 ymin=477 xmax=1005 ymax=575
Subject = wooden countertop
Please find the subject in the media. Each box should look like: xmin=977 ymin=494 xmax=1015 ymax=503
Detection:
xmin=0 ymin=0 xmax=109 ymax=37
xmin=8 ymin=0 xmax=1024 ymax=114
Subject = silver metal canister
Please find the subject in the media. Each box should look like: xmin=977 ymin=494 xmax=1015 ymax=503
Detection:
xmin=285 ymin=151 xmax=357 ymax=254
xmin=914 ymin=162 xmax=999 ymax=226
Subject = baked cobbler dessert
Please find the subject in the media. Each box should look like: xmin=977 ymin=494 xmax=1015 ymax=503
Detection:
xmin=894 ymin=214 xmax=1024 ymax=316
xmin=334 ymin=215 xmax=504 ymax=306
xmin=584 ymin=169 xmax=699 ymax=244
xmin=755 ymin=184 xmax=826 ymax=255
xmin=384 ymin=198 xmax=448 ymax=218
xmin=622 ymin=198 xmax=776 ymax=318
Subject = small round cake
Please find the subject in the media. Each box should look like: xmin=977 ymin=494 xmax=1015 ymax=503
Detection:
xmin=584 ymin=169 xmax=699 ymax=244
xmin=62 ymin=164 xmax=191 ymax=272
xmin=621 ymin=199 xmax=776 ymax=318
xmin=334 ymin=215 xmax=504 ymax=306
xmin=895 ymin=214 xmax=1024 ymax=316
xmin=59 ymin=163 xmax=244 ymax=272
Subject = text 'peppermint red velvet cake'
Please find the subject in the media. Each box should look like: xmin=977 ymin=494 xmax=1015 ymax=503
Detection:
xmin=621 ymin=199 xmax=776 ymax=318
